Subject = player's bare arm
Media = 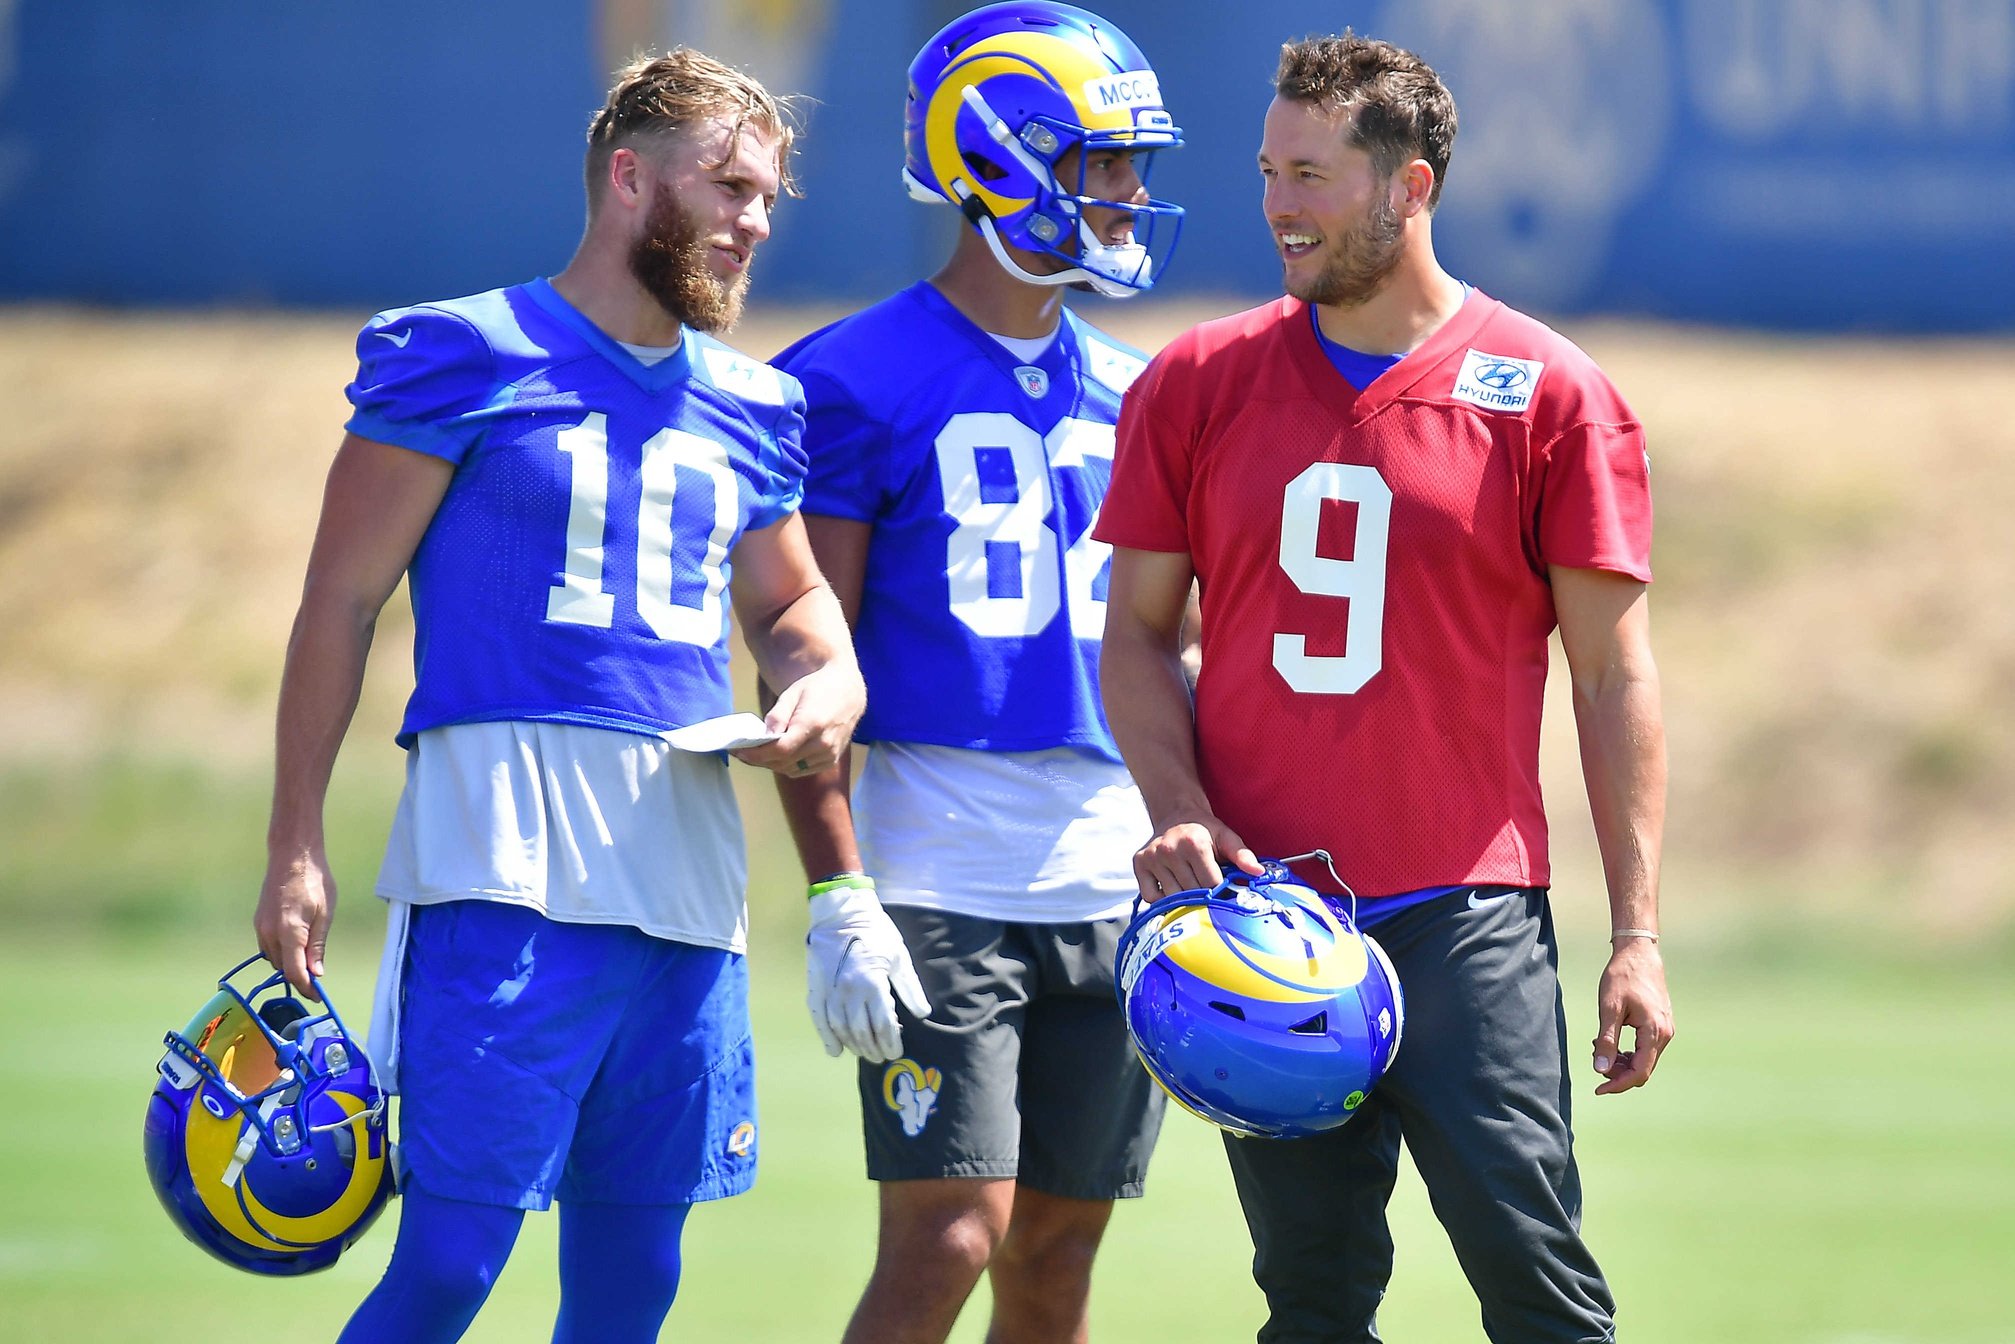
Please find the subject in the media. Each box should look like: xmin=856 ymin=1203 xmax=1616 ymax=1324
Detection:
xmin=1179 ymin=582 xmax=1204 ymax=691
xmin=763 ymin=513 xmax=871 ymax=874
xmin=729 ymin=510 xmax=865 ymax=777
xmin=256 ymin=434 xmax=453 ymax=994
xmin=1553 ymin=563 xmax=1673 ymax=1094
xmin=1103 ymin=545 xmax=1259 ymax=897
xmin=753 ymin=513 xmax=925 ymax=1064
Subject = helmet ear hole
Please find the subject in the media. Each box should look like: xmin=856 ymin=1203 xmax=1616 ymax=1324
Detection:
xmin=1118 ymin=879 xmax=1405 ymax=1137
xmin=961 ymin=151 xmax=1010 ymax=184
xmin=257 ymin=997 xmax=312 ymax=1040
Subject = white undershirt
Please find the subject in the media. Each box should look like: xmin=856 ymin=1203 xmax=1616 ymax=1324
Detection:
xmin=374 ymin=720 xmax=747 ymax=948
xmin=852 ymin=742 xmax=1148 ymax=923
xmin=619 ymin=338 xmax=682 ymax=366
xmin=365 ymin=721 xmax=747 ymax=1091
xmin=985 ymin=327 xmax=1059 ymax=363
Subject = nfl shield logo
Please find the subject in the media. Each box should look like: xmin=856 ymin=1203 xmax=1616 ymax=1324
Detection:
xmin=1014 ymin=365 xmax=1050 ymax=399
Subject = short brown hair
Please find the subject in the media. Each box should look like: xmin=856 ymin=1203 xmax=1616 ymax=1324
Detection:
xmin=1275 ymin=33 xmax=1457 ymax=209
xmin=586 ymin=48 xmax=801 ymax=204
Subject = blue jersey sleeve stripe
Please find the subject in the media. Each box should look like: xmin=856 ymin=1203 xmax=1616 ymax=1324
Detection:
xmin=745 ymin=482 xmax=804 ymax=533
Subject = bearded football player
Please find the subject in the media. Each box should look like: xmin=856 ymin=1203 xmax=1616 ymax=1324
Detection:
xmin=252 ymin=49 xmax=878 ymax=1343
xmin=1100 ymin=31 xmax=1674 ymax=1344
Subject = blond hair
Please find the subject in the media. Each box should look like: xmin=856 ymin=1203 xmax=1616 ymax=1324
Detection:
xmin=586 ymin=48 xmax=800 ymax=203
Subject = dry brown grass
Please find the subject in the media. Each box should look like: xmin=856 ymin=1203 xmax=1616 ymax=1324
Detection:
xmin=2 ymin=302 xmax=2010 ymax=936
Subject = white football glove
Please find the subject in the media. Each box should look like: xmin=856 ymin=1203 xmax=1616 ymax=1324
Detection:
xmin=805 ymin=878 xmax=931 ymax=1063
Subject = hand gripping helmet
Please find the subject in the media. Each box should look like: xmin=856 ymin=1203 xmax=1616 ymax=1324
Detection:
xmin=903 ymin=1 xmax=1184 ymax=296
xmin=1115 ymin=861 xmax=1404 ymax=1139
xmin=143 ymin=954 xmax=395 ymax=1274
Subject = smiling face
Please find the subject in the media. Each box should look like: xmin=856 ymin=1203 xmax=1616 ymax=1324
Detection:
xmin=1066 ymin=144 xmax=1151 ymax=249
xmin=985 ymin=142 xmax=1156 ymax=294
xmin=985 ymin=143 xmax=1152 ymax=283
xmin=626 ymin=113 xmax=781 ymax=332
xmin=1259 ymin=96 xmax=1408 ymax=309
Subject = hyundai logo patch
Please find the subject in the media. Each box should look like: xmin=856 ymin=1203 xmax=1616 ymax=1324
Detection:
xmin=1451 ymin=349 xmax=1545 ymax=412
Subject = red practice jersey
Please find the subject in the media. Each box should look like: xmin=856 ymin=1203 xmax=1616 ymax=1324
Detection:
xmin=1096 ymin=293 xmax=1651 ymax=897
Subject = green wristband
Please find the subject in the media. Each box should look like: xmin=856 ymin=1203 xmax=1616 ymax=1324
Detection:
xmin=808 ymin=872 xmax=876 ymax=900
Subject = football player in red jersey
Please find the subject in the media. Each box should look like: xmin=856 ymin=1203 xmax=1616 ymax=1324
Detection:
xmin=1096 ymin=32 xmax=1673 ymax=1344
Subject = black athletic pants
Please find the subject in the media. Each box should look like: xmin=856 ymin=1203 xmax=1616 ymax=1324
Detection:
xmin=1222 ymin=887 xmax=1617 ymax=1343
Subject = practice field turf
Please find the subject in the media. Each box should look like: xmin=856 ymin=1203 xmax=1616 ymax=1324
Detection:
xmin=3 ymin=927 xmax=2011 ymax=1343
xmin=3 ymin=306 xmax=2012 ymax=1340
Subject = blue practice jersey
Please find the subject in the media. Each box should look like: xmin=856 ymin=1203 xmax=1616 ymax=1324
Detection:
xmin=774 ymin=282 xmax=1144 ymax=762
xmin=344 ymin=279 xmax=806 ymax=746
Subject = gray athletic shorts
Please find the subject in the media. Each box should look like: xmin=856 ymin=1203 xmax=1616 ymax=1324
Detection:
xmin=856 ymin=906 xmax=1165 ymax=1199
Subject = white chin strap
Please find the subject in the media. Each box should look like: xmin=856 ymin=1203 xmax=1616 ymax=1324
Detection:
xmin=932 ymin=85 xmax=1153 ymax=299
xmin=1077 ymin=221 xmax=1152 ymax=297
xmin=947 ymin=180 xmax=1150 ymax=299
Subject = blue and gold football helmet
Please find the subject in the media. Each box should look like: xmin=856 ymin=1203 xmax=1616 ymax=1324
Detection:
xmin=1115 ymin=859 xmax=1404 ymax=1138
xmin=904 ymin=1 xmax=1184 ymax=296
xmin=143 ymin=954 xmax=395 ymax=1274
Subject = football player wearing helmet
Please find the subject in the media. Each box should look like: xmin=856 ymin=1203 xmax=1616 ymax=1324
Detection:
xmin=1097 ymin=30 xmax=1673 ymax=1344
xmin=249 ymin=50 xmax=874 ymax=1344
xmin=766 ymin=5 xmax=1185 ymax=1342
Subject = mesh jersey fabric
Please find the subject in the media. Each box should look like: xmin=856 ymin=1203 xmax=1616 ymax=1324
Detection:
xmin=773 ymin=281 xmax=1148 ymax=762
xmin=344 ymin=278 xmax=806 ymax=747
xmin=1094 ymin=293 xmax=1651 ymax=897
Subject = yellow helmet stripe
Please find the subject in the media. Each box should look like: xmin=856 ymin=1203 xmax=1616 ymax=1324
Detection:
xmin=184 ymin=1106 xmax=293 ymax=1252
xmin=1161 ymin=911 xmax=1371 ymax=1002
xmin=237 ymin=1092 xmax=386 ymax=1247
xmin=183 ymin=1091 xmax=384 ymax=1252
xmin=924 ymin=29 xmax=1137 ymax=219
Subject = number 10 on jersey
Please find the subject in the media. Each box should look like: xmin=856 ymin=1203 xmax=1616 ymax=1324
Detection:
xmin=545 ymin=412 xmax=737 ymax=646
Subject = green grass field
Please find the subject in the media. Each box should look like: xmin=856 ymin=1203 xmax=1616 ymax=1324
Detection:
xmin=4 ymin=306 xmax=2012 ymax=1340
xmin=8 ymin=306 xmax=2012 ymax=949
xmin=3 ymin=761 xmax=2013 ymax=1343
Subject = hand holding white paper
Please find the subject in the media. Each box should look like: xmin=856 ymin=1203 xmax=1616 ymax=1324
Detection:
xmin=658 ymin=713 xmax=781 ymax=754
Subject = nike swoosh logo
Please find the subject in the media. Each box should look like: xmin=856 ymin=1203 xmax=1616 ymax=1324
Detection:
xmin=1467 ymin=889 xmax=1518 ymax=910
xmin=376 ymin=328 xmax=413 ymax=348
